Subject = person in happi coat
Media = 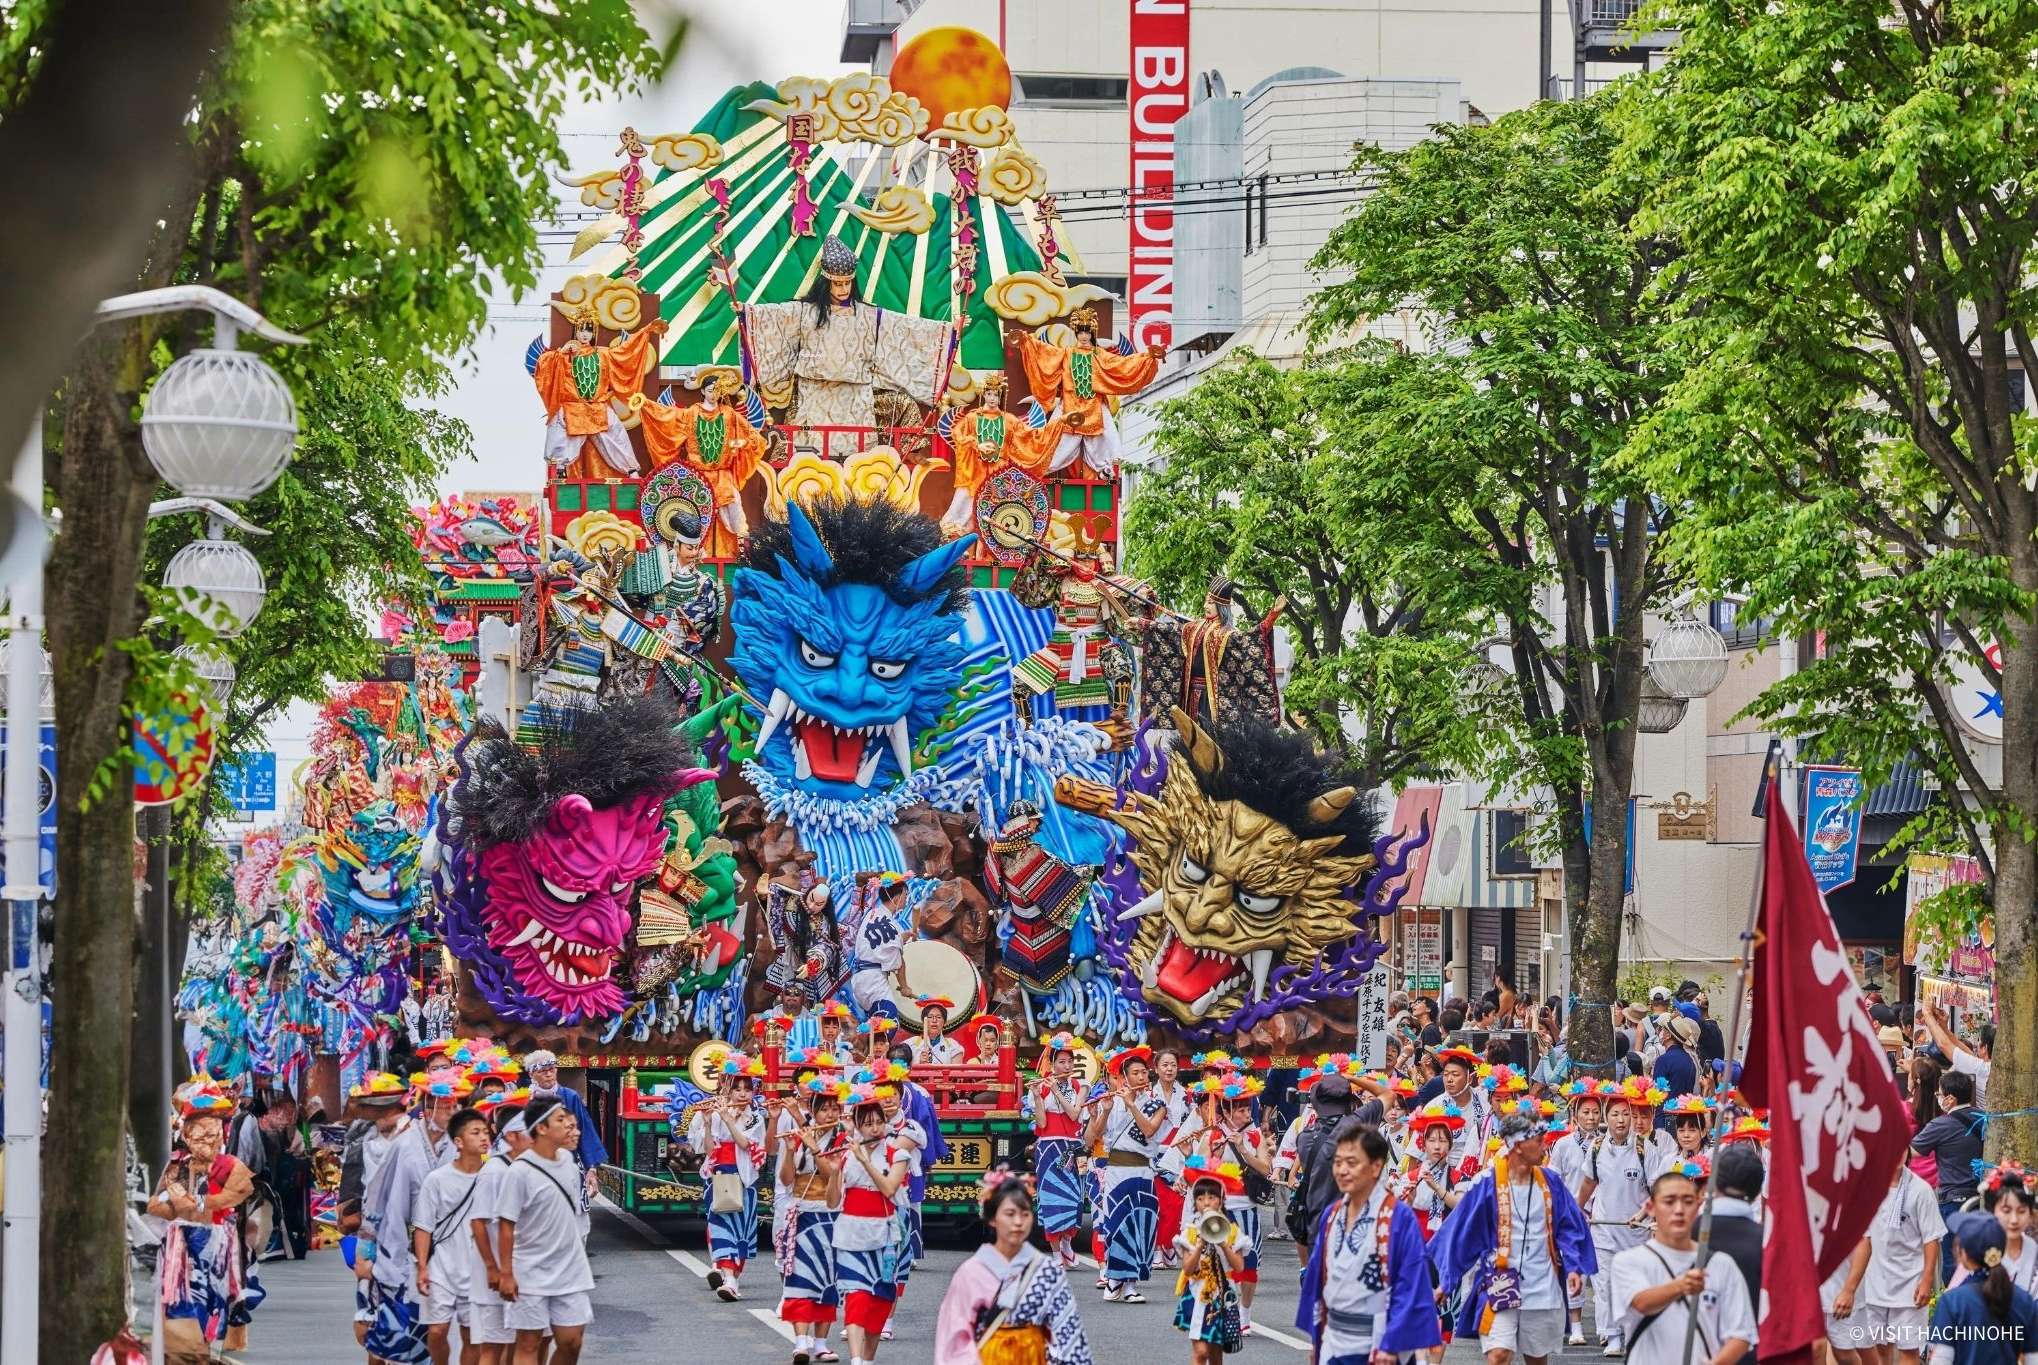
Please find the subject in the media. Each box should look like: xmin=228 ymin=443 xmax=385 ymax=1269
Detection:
xmin=1297 ymin=1120 xmax=1443 ymax=1365
xmin=1030 ymin=1034 xmax=1091 ymax=1267
xmin=151 ymin=1080 xmax=267 ymax=1363
xmin=1084 ymin=1046 xmax=1169 ymax=1303
xmin=1428 ymin=1113 xmax=1596 ymax=1365
xmin=689 ymin=1055 xmax=768 ymax=1302
xmin=779 ymin=1077 xmax=849 ymax=1365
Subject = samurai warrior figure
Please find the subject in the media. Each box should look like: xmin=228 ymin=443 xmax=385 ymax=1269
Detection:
xmin=533 ymin=306 xmax=667 ymax=479
xmin=637 ymin=366 xmax=770 ymax=537
xmin=1010 ymin=531 xmax=1134 ymax=735
xmin=632 ymin=467 xmax=726 ymax=715
xmin=741 ymin=235 xmax=952 ymax=457
xmin=982 ymin=800 xmax=1095 ymax=995
xmin=1127 ymin=576 xmax=1284 ymax=730
xmin=517 ymin=539 xmax=669 ymax=746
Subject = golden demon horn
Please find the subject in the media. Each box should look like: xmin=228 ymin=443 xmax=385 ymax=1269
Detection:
xmin=1168 ymin=706 xmax=1223 ymax=776
xmin=1306 ymin=786 xmax=1359 ymax=825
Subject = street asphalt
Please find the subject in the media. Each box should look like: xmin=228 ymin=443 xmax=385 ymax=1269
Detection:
xmin=163 ymin=1207 xmax=1620 ymax=1365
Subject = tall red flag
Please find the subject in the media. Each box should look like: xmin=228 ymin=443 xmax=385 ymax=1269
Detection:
xmin=1744 ymin=779 xmax=1912 ymax=1361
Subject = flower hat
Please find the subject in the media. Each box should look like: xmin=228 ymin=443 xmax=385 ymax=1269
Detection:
xmin=1181 ymin=1155 xmax=1245 ymax=1198
xmin=1405 ymin=1100 xmax=1467 ymax=1135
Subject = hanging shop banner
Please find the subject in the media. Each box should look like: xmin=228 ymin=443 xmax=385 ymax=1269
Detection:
xmin=1128 ymin=0 xmax=1188 ymax=351
xmin=1355 ymin=958 xmax=1389 ymax=1068
xmin=1800 ymin=765 xmax=1864 ymax=895
xmin=1918 ymin=971 xmax=1995 ymax=1040
xmin=1903 ymin=851 xmax=1990 ymax=976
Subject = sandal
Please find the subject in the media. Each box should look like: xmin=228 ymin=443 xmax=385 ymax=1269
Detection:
xmin=1120 ymin=1291 xmax=1147 ymax=1304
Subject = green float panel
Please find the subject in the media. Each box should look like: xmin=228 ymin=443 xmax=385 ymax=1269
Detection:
xmin=555 ymin=484 xmax=584 ymax=513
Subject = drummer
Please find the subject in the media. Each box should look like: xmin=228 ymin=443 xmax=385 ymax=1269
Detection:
xmin=906 ymin=996 xmax=964 ymax=1065
xmin=846 ymin=871 xmax=913 ymax=1020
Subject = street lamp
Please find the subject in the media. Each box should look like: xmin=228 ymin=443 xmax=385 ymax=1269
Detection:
xmin=1646 ymin=608 xmax=1730 ymax=700
xmin=1636 ymin=673 xmax=1690 ymax=734
xmin=172 ymin=643 xmax=237 ymax=703
xmin=162 ymin=537 xmax=267 ymax=637
xmin=2 ymin=286 xmax=304 ymax=1365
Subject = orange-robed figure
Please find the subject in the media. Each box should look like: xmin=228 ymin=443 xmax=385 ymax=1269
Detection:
xmin=938 ymin=377 xmax=1063 ymax=535
xmin=1005 ymin=305 xmax=1162 ymax=479
xmin=637 ymin=367 xmax=771 ymax=537
xmin=535 ymin=307 xmax=668 ymax=480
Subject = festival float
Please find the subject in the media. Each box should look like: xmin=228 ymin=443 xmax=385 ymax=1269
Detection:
xmin=190 ymin=28 xmax=1427 ymax=1224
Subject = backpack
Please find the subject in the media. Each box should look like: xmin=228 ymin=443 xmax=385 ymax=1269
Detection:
xmin=1284 ymin=1119 xmax=1336 ymax=1241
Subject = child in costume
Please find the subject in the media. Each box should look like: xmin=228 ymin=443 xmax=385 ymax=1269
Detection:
xmin=835 ymin=1086 xmax=915 ymax=1364
xmin=1030 ymin=1035 xmax=1091 ymax=1267
xmin=1171 ymin=1168 xmax=1248 ymax=1359
xmin=689 ymin=1055 xmax=768 ymax=1303
xmin=1577 ymin=1084 xmax=1651 ymax=1356
xmin=1084 ymin=1047 xmax=1169 ymax=1303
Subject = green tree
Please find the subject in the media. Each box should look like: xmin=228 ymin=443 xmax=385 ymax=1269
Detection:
xmin=1305 ymin=94 xmax=1682 ymax=1068
xmin=1615 ymin=0 xmax=2038 ymax=1156
xmin=34 ymin=2 xmax=658 ymax=1354
xmin=1124 ymin=350 xmax=1489 ymax=789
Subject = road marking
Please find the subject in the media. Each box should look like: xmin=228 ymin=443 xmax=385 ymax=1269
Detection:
xmin=592 ymin=1196 xmax=712 ymax=1278
xmin=1247 ymin=1322 xmax=1311 ymax=1352
xmin=749 ymin=1308 xmax=795 ymax=1341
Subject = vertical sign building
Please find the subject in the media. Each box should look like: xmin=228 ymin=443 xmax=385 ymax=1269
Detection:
xmin=1129 ymin=0 xmax=1189 ymax=351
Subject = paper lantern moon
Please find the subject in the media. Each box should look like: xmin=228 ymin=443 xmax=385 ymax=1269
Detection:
xmin=888 ymin=27 xmax=1012 ymax=128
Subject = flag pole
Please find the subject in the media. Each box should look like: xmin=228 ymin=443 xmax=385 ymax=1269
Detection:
xmin=1680 ymin=738 xmax=1780 ymax=1365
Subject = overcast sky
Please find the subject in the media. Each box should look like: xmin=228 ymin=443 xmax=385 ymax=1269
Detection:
xmin=435 ymin=0 xmax=858 ymax=495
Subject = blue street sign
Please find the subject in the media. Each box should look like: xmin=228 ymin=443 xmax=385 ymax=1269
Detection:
xmin=224 ymin=751 xmax=278 ymax=813
xmin=0 ymin=721 xmax=57 ymax=899
xmin=1801 ymin=764 xmax=1864 ymax=895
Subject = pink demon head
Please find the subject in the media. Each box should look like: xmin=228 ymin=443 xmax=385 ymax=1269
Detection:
xmin=441 ymin=696 xmax=716 ymax=1027
xmin=477 ymin=789 xmax=671 ymax=1019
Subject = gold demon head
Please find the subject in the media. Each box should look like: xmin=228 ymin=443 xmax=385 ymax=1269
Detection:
xmin=1060 ymin=708 xmax=1378 ymax=1024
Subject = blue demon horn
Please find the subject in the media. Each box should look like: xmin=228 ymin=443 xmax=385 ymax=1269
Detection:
xmin=785 ymin=501 xmax=835 ymax=578
xmin=894 ymin=534 xmax=976 ymax=597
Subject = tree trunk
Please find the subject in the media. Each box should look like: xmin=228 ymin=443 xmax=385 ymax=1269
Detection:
xmin=1989 ymin=538 xmax=2038 ymax=1163
xmin=1566 ymin=787 xmax=1631 ymax=1073
xmin=40 ymin=322 xmax=160 ymax=1364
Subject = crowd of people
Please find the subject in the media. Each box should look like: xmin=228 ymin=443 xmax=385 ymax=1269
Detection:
xmin=140 ymin=970 xmax=2038 ymax=1365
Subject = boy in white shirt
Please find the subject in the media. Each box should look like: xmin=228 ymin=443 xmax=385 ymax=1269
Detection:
xmin=1612 ymin=1167 xmax=1756 ymax=1365
xmin=1859 ymin=1164 xmax=1945 ymax=1365
xmin=1577 ymin=1093 xmax=1650 ymax=1356
xmin=415 ymin=1107 xmax=492 ymax=1365
xmin=467 ymin=1111 xmax=532 ymax=1365
xmin=496 ymin=1095 xmax=596 ymax=1365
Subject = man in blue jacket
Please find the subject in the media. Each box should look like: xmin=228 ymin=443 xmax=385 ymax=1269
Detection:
xmin=523 ymin=1049 xmax=609 ymax=1203
xmin=1429 ymin=1113 xmax=1597 ymax=1365
xmin=1297 ymin=1118 xmax=1443 ymax=1364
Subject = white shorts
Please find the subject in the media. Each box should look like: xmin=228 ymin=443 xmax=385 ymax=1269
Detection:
xmin=1827 ymin=1309 xmax=1863 ymax=1351
xmin=468 ymin=1301 xmax=517 ymax=1346
xmin=1481 ymin=1306 xmax=1568 ymax=1359
xmin=420 ymin=1281 xmax=468 ymax=1327
xmin=1863 ymin=1304 xmax=1930 ymax=1350
xmin=504 ymin=1290 xmax=593 ymax=1333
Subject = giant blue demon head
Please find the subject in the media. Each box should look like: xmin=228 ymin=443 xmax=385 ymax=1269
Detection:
xmin=730 ymin=496 xmax=975 ymax=799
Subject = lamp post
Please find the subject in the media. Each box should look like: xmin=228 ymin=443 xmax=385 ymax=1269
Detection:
xmin=0 ymin=286 xmax=303 ymax=1365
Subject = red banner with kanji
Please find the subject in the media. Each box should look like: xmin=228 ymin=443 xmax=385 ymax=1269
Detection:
xmin=1745 ymin=779 xmax=1912 ymax=1361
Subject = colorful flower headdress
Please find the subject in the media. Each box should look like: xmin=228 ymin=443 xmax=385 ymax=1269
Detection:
xmin=1105 ymin=1045 xmax=1154 ymax=1077
xmin=1406 ymin=1100 xmax=1467 ymax=1134
xmin=1718 ymin=1115 xmax=1770 ymax=1145
xmin=178 ymin=1076 xmax=235 ymax=1119
xmin=1662 ymin=1093 xmax=1717 ymax=1118
xmin=719 ymin=1052 xmax=766 ymax=1079
xmin=350 ymin=1071 xmax=408 ymax=1101
xmin=1182 ymin=1154 xmax=1245 ymax=1197
xmin=1480 ymin=1064 xmax=1529 ymax=1094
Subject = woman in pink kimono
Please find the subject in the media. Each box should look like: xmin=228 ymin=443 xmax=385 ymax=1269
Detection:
xmin=936 ymin=1173 xmax=1092 ymax=1365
